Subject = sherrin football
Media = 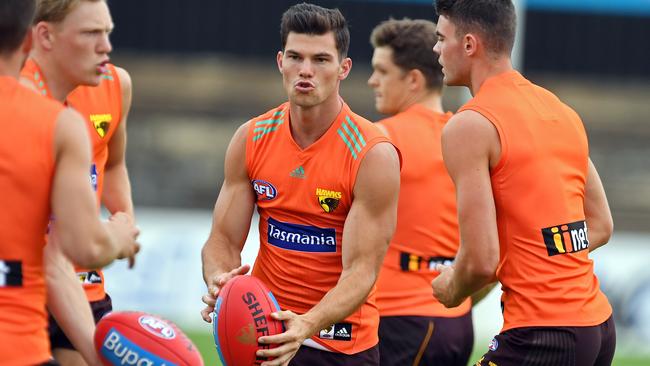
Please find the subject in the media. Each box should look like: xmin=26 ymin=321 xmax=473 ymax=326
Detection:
xmin=214 ymin=275 xmax=284 ymax=366
xmin=94 ymin=311 xmax=203 ymax=366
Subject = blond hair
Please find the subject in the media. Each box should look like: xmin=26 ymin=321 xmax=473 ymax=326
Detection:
xmin=35 ymin=0 xmax=103 ymax=23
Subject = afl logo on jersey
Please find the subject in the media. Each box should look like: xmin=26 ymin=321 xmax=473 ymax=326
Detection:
xmin=252 ymin=180 xmax=277 ymax=201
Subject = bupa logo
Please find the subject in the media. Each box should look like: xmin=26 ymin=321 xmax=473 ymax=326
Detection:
xmin=541 ymin=220 xmax=589 ymax=256
xmin=252 ymin=180 xmax=277 ymax=201
xmin=102 ymin=329 xmax=176 ymax=366
xmin=138 ymin=316 xmax=176 ymax=339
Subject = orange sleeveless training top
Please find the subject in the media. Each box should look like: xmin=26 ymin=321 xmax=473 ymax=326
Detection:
xmin=0 ymin=76 xmax=63 ymax=365
xmin=459 ymin=71 xmax=612 ymax=331
xmin=247 ymin=101 xmax=392 ymax=354
xmin=21 ymin=59 xmax=123 ymax=302
xmin=375 ymin=104 xmax=470 ymax=317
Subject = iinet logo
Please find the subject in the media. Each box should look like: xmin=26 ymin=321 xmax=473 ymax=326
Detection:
xmin=541 ymin=220 xmax=590 ymax=256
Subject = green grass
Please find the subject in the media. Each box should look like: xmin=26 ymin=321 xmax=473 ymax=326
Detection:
xmin=189 ymin=329 xmax=221 ymax=366
xmin=187 ymin=330 xmax=650 ymax=366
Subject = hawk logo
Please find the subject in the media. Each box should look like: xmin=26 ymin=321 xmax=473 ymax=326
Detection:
xmin=319 ymin=325 xmax=334 ymax=339
xmin=316 ymin=188 xmax=342 ymax=213
xmin=541 ymin=220 xmax=589 ymax=256
xmin=89 ymin=113 xmax=112 ymax=138
xmin=236 ymin=323 xmax=257 ymax=346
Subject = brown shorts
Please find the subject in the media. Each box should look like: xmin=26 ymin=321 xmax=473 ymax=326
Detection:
xmin=48 ymin=294 xmax=112 ymax=350
xmin=379 ymin=312 xmax=474 ymax=366
xmin=476 ymin=316 xmax=616 ymax=366
xmin=289 ymin=344 xmax=379 ymax=366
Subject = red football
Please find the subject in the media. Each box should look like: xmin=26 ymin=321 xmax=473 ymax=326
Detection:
xmin=94 ymin=311 xmax=203 ymax=366
xmin=214 ymin=275 xmax=284 ymax=366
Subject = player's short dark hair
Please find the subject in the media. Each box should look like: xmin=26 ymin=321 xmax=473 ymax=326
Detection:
xmin=280 ymin=3 xmax=350 ymax=59
xmin=0 ymin=0 xmax=36 ymax=55
xmin=435 ymin=0 xmax=516 ymax=56
xmin=371 ymin=18 xmax=443 ymax=91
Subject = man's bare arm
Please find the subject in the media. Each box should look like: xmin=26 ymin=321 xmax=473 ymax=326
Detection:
xmin=51 ymin=108 xmax=139 ymax=269
xmin=432 ymin=110 xmax=500 ymax=308
xmin=200 ymin=122 xmax=256 ymax=322
xmin=44 ymin=241 xmax=102 ymax=366
xmin=584 ymin=159 xmax=613 ymax=252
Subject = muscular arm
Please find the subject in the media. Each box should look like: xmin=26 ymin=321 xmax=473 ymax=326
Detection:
xmin=431 ymin=111 xmax=500 ymax=308
xmin=584 ymin=158 xmax=613 ymax=251
xmin=44 ymin=241 xmax=102 ymax=366
xmin=200 ymin=123 xmax=256 ymax=320
xmin=102 ymin=67 xmax=134 ymax=218
xmin=257 ymin=142 xmax=400 ymax=365
xmin=302 ymin=142 xmax=400 ymax=330
xmin=51 ymin=108 xmax=138 ymax=269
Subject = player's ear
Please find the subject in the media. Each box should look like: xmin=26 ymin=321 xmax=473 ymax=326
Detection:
xmin=464 ymin=33 xmax=478 ymax=57
xmin=338 ymin=57 xmax=352 ymax=81
xmin=406 ymin=69 xmax=425 ymax=91
xmin=276 ymin=51 xmax=284 ymax=73
xmin=33 ymin=22 xmax=55 ymax=51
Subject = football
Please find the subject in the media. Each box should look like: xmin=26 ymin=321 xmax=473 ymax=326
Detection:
xmin=94 ymin=311 xmax=203 ymax=366
xmin=214 ymin=275 xmax=284 ymax=366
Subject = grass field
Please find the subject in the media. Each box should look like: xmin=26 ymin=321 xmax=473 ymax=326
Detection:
xmin=187 ymin=330 xmax=650 ymax=366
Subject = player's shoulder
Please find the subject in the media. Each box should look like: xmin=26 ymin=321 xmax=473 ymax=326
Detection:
xmin=245 ymin=103 xmax=289 ymax=144
xmin=447 ymin=109 xmax=492 ymax=130
xmin=249 ymin=102 xmax=289 ymax=123
xmin=345 ymin=108 xmax=374 ymax=128
xmin=12 ymin=81 xmax=62 ymax=113
xmin=112 ymin=65 xmax=131 ymax=91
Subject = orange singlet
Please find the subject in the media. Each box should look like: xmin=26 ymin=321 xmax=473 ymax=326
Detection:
xmin=21 ymin=59 xmax=123 ymax=302
xmin=0 ymin=76 xmax=63 ymax=365
xmin=247 ymin=101 xmax=393 ymax=354
xmin=375 ymin=104 xmax=470 ymax=317
xmin=459 ymin=71 xmax=612 ymax=331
